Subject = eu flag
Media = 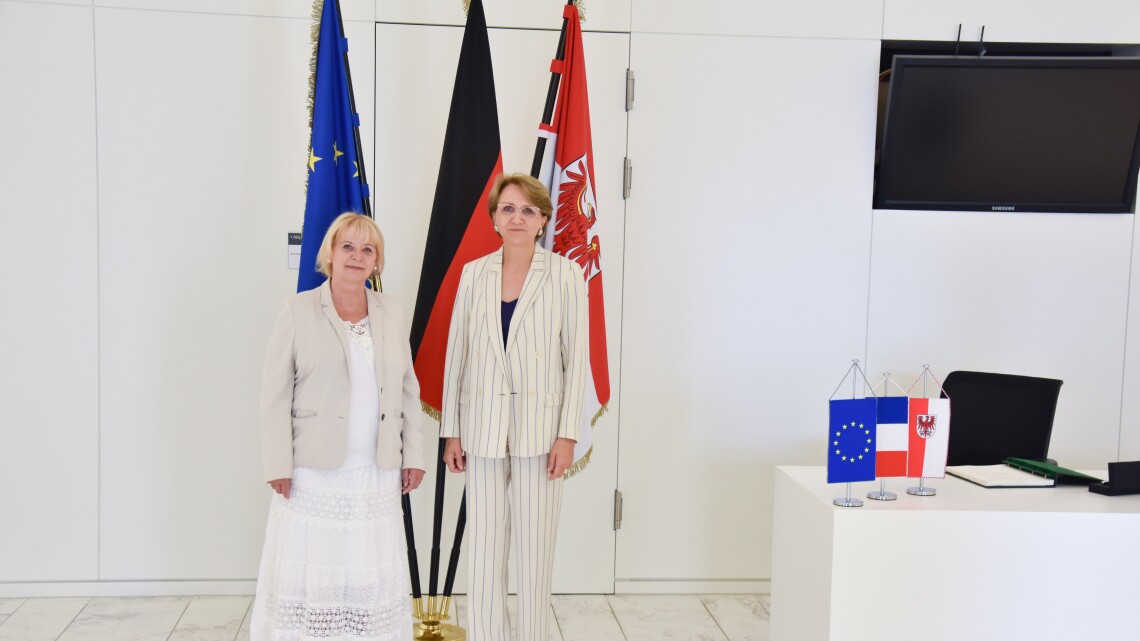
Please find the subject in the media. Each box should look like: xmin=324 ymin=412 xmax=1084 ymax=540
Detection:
xmin=827 ymin=398 xmax=877 ymax=484
xmin=297 ymin=0 xmax=368 ymax=293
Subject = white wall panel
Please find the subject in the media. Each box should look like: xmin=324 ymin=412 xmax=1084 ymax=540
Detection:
xmin=883 ymin=0 xmax=1140 ymax=44
xmin=92 ymin=0 xmax=374 ymax=21
xmin=632 ymin=0 xmax=883 ymax=39
xmin=616 ymin=34 xmax=880 ymax=583
xmin=94 ymin=7 xmax=374 ymax=580
xmin=0 ymin=0 xmax=99 ymax=582
xmin=866 ymin=210 xmax=1131 ymax=468
xmin=377 ymin=0 xmax=631 ymax=33
xmin=376 ymin=22 xmax=628 ymax=593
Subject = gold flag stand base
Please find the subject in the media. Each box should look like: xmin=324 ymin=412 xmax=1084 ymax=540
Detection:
xmin=412 ymin=596 xmax=466 ymax=641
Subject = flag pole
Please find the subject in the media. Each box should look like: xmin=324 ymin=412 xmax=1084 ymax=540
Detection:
xmin=867 ymin=372 xmax=898 ymax=501
xmin=401 ymin=495 xmax=425 ymax=619
xmin=428 ymin=438 xmax=446 ymax=603
xmin=529 ymin=0 xmax=576 ymax=177
xmin=414 ymin=438 xmax=463 ymax=641
xmin=440 ymin=493 xmax=467 ymax=614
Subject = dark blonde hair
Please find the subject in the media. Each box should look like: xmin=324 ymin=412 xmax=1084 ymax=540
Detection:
xmin=315 ymin=212 xmax=385 ymax=277
xmin=488 ymin=173 xmax=553 ymax=232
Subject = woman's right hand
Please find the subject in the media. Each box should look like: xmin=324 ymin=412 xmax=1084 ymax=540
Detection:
xmin=443 ymin=438 xmax=466 ymax=473
xmin=268 ymin=478 xmax=292 ymax=499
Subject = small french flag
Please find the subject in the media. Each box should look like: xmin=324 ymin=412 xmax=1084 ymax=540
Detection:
xmin=876 ymin=396 xmax=909 ymax=477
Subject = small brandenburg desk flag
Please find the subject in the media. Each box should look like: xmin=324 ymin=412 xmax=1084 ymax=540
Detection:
xmin=875 ymin=396 xmax=909 ymax=477
xmin=907 ymin=397 xmax=951 ymax=478
xmin=827 ymin=398 xmax=877 ymax=484
xmin=297 ymin=0 xmax=369 ymax=293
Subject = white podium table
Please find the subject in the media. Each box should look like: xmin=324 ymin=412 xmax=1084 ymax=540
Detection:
xmin=770 ymin=466 xmax=1140 ymax=641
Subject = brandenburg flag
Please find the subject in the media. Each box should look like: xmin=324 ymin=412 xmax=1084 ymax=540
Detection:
xmin=534 ymin=3 xmax=610 ymax=477
xmin=907 ymin=397 xmax=951 ymax=478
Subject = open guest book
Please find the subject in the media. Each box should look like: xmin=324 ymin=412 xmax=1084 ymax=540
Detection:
xmin=946 ymin=458 xmax=1103 ymax=488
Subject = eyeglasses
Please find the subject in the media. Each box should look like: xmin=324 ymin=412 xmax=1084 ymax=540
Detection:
xmin=496 ymin=203 xmax=542 ymax=219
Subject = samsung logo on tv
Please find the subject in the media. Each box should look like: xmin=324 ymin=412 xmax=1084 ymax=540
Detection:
xmin=991 ymin=206 xmax=1016 ymax=211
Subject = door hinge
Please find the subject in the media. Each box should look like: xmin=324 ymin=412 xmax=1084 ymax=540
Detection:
xmin=613 ymin=489 xmax=624 ymax=530
xmin=622 ymin=157 xmax=632 ymax=200
xmin=625 ymin=68 xmax=635 ymax=112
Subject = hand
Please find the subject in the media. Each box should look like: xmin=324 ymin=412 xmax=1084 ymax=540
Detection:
xmin=268 ymin=478 xmax=292 ymax=499
xmin=402 ymin=468 xmax=425 ymax=494
xmin=443 ymin=437 xmax=466 ymax=473
xmin=548 ymin=437 xmax=576 ymax=480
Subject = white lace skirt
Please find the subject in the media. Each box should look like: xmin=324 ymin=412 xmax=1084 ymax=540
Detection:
xmin=250 ymin=465 xmax=411 ymax=641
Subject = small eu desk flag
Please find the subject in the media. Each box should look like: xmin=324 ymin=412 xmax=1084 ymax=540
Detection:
xmin=827 ymin=398 xmax=877 ymax=484
xmin=297 ymin=0 xmax=368 ymax=293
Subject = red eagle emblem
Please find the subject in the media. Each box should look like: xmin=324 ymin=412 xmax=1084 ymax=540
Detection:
xmin=552 ymin=157 xmax=600 ymax=280
xmin=916 ymin=414 xmax=937 ymax=439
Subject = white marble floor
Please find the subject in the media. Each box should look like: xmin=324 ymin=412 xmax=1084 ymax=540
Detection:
xmin=0 ymin=594 xmax=770 ymax=641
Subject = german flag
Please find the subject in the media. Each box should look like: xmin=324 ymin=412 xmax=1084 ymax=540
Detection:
xmin=410 ymin=0 xmax=503 ymax=418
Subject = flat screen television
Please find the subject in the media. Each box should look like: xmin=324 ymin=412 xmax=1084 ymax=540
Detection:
xmin=875 ymin=55 xmax=1140 ymax=213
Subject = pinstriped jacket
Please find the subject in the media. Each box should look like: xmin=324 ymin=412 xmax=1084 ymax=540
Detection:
xmin=440 ymin=246 xmax=588 ymax=458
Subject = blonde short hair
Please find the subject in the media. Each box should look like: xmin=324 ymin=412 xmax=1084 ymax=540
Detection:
xmin=315 ymin=212 xmax=385 ymax=277
xmin=488 ymin=173 xmax=553 ymax=230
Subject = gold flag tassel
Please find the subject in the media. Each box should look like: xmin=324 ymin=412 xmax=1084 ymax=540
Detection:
xmin=562 ymin=402 xmax=610 ymax=479
xmin=303 ymin=0 xmax=325 ymax=199
xmin=421 ymin=400 xmax=442 ymax=423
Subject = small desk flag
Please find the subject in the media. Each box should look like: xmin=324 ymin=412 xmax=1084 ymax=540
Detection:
xmin=876 ymin=396 xmax=909 ymax=477
xmin=907 ymin=397 xmax=951 ymax=478
xmin=827 ymin=398 xmax=877 ymax=484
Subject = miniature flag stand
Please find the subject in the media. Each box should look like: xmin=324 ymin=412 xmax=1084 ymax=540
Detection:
xmin=905 ymin=365 xmax=952 ymax=497
xmin=828 ymin=360 xmax=879 ymax=507
xmin=867 ymin=373 xmax=910 ymax=501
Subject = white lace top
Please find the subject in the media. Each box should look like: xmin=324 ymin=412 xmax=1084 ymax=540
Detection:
xmin=339 ymin=317 xmax=380 ymax=470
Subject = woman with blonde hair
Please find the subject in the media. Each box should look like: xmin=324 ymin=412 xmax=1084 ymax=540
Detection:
xmin=251 ymin=212 xmax=425 ymax=641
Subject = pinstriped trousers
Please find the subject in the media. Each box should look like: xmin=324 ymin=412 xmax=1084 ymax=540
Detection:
xmin=466 ymin=453 xmax=564 ymax=641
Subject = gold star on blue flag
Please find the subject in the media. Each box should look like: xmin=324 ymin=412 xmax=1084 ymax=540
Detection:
xmin=297 ymin=0 xmax=369 ymax=293
xmin=827 ymin=398 xmax=877 ymax=484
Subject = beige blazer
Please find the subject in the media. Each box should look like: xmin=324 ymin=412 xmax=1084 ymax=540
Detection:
xmin=260 ymin=281 xmax=425 ymax=482
xmin=440 ymin=246 xmax=588 ymax=458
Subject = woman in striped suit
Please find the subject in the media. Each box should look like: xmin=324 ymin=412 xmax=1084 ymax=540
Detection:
xmin=441 ymin=173 xmax=588 ymax=641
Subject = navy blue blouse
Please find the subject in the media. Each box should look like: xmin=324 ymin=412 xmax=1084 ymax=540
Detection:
xmin=501 ymin=299 xmax=518 ymax=345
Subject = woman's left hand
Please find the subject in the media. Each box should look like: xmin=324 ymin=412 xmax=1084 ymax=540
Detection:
xmin=548 ymin=437 xmax=577 ymax=480
xmin=402 ymin=468 xmax=425 ymax=494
